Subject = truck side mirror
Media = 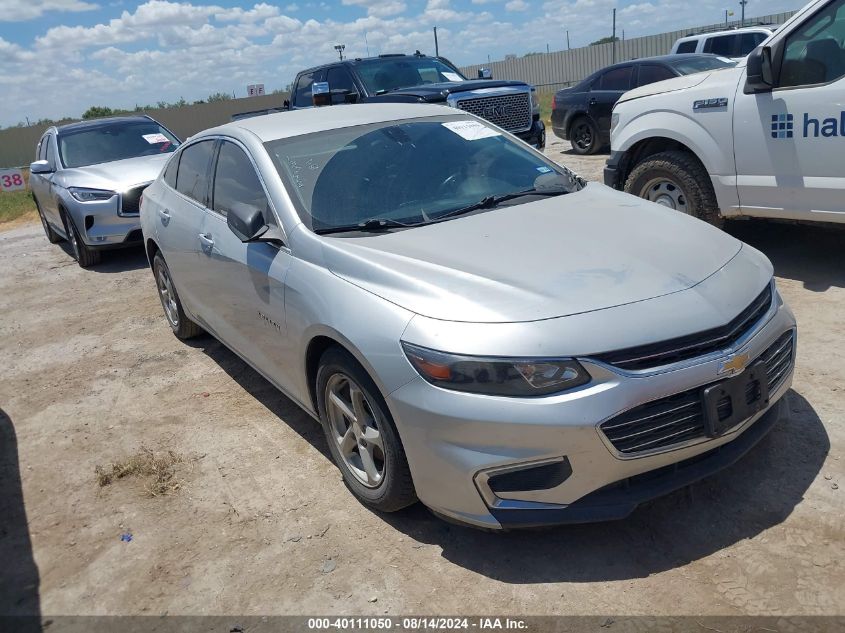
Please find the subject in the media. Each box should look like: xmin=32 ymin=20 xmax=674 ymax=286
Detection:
xmin=283 ymin=99 xmax=291 ymax=110
xmin=478 ymin=68 xmax=493 ymax=80
xmin=746 ymin=46 xmax=775 ymax=92
xmin=312 ymin=82 xmax=331 ymax=107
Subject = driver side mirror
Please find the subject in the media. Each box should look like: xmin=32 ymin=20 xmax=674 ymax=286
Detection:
xmin=30 ymin=160 xmax=54 ymax=174
xmin=746 ymin=46 xmax=775 ymax=92
xmin=227 ymin=202 xmax=285 ymax=246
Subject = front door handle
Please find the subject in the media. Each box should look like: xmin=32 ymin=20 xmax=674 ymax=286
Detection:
xmin=589 ymin=98 xmax=597 ymax=105
xmin=198 ymin=233 xmax=214 ymax=248
xmin=158 ymin=208 xmax=171 ymax=220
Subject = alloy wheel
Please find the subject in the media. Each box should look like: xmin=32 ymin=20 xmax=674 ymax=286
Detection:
xmin=325 ymin=373 xmax=386 ymax=488
xmin=574 ymin=123 xmax=593 ymax=151
xmin=156 ymin=265 xmax=179 ymax=327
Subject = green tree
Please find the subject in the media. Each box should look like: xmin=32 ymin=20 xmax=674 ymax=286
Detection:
xmin=206 ymin=92 xmax=232 ymax=103
xmin=589 ymin=36 xmax=620 ymax=46
xmin=82 ymin=106 xmax=116 ymax=120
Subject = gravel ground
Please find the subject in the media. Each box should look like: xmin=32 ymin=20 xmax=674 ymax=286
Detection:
xmin=0 ymin=149 xmax=842 ymax=620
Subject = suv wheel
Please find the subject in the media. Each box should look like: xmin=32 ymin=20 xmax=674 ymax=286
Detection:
xmin=36 ymin=200 xmax=62 ymax=244
xmin=624 ymin=150 xmax=723 ymax=227
xmin=62 ymin=212 xmax=101 ymax=267
xmin=570 ymin=116 xmax=600 ymax=155
xmin=152 ymin=252 xmax=204 ymax=339
xmin=316 ymin=347 xmax=416 ymax=512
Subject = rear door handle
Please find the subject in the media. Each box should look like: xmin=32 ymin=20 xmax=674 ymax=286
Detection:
xmin=158 ymin=208 xmax=171 ymax=220
xmin=589 ymin=98 xmax=597 ymax=105
xmin=198 ymin=233 xmax=214 ymax=247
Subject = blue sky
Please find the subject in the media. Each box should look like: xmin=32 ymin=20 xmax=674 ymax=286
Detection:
xmin=0 ymin=0 xmax=807 ymax=126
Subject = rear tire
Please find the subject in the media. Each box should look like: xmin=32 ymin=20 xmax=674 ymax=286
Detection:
xmin=36 ymin=200 xmax=62 ymax=244
xmin=152 ymin=252 xmax=203 ymax=339
xmin=316 ymin=347 xmax=417 ymax=513
xmin=624 ymin=150 xmax=723 ymax=227
xmin=62 ymin=212 xmax=101 ymax=267
xmin=569 ymin=116 xmax=600 ymax=155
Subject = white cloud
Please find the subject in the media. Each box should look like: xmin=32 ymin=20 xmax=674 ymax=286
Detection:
xmin=342 ymin=0 xmax=406 ymax=18
xmin=0 ymin=0 xmax=98 ymax=22
xmin=505 ymin=0 xmax=527 ymax=11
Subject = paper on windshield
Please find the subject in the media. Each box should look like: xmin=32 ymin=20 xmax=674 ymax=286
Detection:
xmin=142 ymin=133 xmax=169 ymax=144
xmin=442 ymin=120 xmax=500 ymax=141
xmin=442 ymin=72 xmax=463 ymax=82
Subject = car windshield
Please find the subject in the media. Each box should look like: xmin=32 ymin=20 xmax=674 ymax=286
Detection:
xmin=355 ymin=58 xmax=466 ymax=94
xmin=264 ymin=115 xmax=582 ymax=234
xmin=670 ymin=56 xmax=737 ymax=74
xmin=58 ymin=120 xmax=180 ymax=168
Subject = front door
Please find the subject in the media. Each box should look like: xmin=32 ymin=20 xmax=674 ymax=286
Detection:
xmin=733 ymin=0 xmax=845 ymax=223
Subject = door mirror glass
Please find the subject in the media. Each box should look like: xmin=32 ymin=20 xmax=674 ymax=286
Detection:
xmin=478 ymin=68 xmax=493 ymax=79
xmin=30 ymin=160 xmax=54 ymax=174
xmin=227 ymin=202 xmax=268 ymax=242
xmin=312 ymin=82 xmax=331 ymax=107
xmin=746 ymin=46 xmax=775 ymax=91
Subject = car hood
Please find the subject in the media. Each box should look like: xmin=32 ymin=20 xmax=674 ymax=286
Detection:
xmin=320 ymin=184 xmax=743 ymax=323
xmin=617 ymin=70 xmax=728 ymax=105
xmin=377 ymin=79 xmax=529 ymax=102
xmin=54 ymin=153 xmax=172 ymax=191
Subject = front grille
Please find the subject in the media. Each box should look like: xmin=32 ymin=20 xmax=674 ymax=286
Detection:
xmin=120 ymin=183 xmax=150 ymax=215
xmin=594 ymin=283 xmax=773 ymax=371
xmin=454 ymin=92 xmax=532 ymax=132
xmin=600 ymin=330 xmax=794 ymax=455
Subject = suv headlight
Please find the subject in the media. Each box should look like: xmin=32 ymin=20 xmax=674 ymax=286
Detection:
xmin=401 ymin=342 xmax=590 ymax=397
xmin=68 ymin=187 xmax=116 ymax=202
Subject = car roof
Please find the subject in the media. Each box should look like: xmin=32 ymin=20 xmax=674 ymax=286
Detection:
xmin=676 ymin=26 xmax=773 ymax=41
xmin=297 ymin=53 xmax=441 ymax=75
xmin=197 ymin=103 xmax=457 ymax=143
xmin=56 ymin=115 xmax=155 ymax=134
xmin=586 ymin=53 xmax=724 ymax=75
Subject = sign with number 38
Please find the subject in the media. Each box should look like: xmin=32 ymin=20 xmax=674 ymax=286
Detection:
xmin=0 ymin=169 xmax=26 ymax=192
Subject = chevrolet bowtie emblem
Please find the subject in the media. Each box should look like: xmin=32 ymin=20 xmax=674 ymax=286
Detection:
xmin=719 ymin=352 xmax=750 ymax=376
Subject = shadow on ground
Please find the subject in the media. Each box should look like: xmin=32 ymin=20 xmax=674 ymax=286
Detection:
xmin=56 ymin=243 xmax=149 ymax=274
xmin=0 ymin=409 xmax=42 ymax=631
xmin=189 ymin=330 xmax=828 ymax=583
xmin=727 ymin=220 xmax=845 ymax=291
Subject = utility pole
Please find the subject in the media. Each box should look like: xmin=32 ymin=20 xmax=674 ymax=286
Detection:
xmin=612 ymin=8 xmax=617 ymax=64
xmin=739 ymin=0 xmax=747 ymax=26
xmin=566 ymin=30 xmax=570 ymax=49
xmin=546 ymin=43 xmax=549 ymax=54
xmin=433 ymin=26 xmax=439 ymax=56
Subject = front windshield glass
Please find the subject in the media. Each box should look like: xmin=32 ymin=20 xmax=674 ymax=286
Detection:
xmin=264 ymin=116 xmax=582 ymax=234
xmin=355 ymin=58 xmax=466 ymax=94
xmin=58 ymin=120 xmax=180 ymax=168
xmin=670 ymin=56 xmax=737 ymax=74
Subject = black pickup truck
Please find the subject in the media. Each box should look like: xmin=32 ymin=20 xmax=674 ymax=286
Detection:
xmin=286 ymin=53 xmax=545 ymax=149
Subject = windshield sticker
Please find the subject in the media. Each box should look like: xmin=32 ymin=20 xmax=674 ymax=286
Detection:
xmin=442 ymin=120 xmax=500 ymax=141
xmin=142 ymin=133 xmax=169 ymax=144
xmin=536 ymin=166 xmax=553 ymax=173
xmin=442 ymin=72 xmax=463 ymax=82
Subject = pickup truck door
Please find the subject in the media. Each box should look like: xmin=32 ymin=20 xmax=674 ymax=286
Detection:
xmin=733 ymin=0 xmax=845 ymax=223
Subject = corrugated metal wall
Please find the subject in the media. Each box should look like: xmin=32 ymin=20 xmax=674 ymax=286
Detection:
xmin=0 ymin=93 xmax=288 ymax=168
xmin=460 ymin=12 xmax=797 ymax=93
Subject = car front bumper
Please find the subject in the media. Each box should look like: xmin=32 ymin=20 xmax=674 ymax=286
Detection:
xmin=66 ymin=197 xmax=142 ymax=249
xmin=387 ymin=295 xmax=796 ymax=530
xmin=514 ymin=119 xmax=546 ymax=149
xmin=603 ymin=150 xmax=625 ymax=189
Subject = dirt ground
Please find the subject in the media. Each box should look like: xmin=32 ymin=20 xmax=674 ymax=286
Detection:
xmin=0 ymin=148 xmax=843 ymax=620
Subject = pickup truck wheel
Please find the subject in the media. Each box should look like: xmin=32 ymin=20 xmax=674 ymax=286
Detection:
xmin=36 ymin=200 xmax=62 ymax=244
xmin=62 ymin=212 xmax=102 ymax=267
xmin=152 ymin=252 xmax=204 ymax=339
xmin=624 ymin=150 xmax=722 ymax=227
xmin=316 ymin=347 xmax=417 ymax=513
xmin=569 ymin=117 xmax=600 ymax=155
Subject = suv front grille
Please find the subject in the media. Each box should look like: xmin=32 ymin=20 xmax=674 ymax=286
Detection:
xmin=454 ymin=92 xmax=532 ymax=132
xmin=594 ymin=283 xmax=773 ymax=371
xmin=120 ymin=183 xmax=150 ymax=215
xmin=600 ymin=330 xmax=794 ymax=455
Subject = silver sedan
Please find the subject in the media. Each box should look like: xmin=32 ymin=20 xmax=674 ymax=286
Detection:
xmin=140 ymin=103 xmax=796 ymax=529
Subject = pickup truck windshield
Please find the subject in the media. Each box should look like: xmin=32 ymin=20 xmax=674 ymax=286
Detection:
xmin=355 ymin=58 xmax=466 ymax=94
xmin=265 ymin=116 xmax=581 ymax=234
xmin=670 ymin=56 xmax=737 ymax=74
xmin=58 ymin=121 xmax=180 ymax=168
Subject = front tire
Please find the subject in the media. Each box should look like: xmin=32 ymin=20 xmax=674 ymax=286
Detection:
xmin=152 ymin=252 xmax=203 ymax=339
xmin=624 ymin=150 xmax=723 ymax=227
xmin=569 ymin=116 xmax=600 ymax=155
xmin=62 ymin=212 xmax=101 ymax=267
xmin=316 ymin=347 xmax=416 ymax=512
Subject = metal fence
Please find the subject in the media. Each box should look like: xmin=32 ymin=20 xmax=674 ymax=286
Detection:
xmin=0 ymin=93 xmax=288 ymax=169
xmin=460 ymin=12 xmax=798 ymax=93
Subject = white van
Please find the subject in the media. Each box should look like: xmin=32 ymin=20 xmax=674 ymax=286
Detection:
xmin=606 ymin=0 xmax=845 ymax=226
xmin=670 ymin=27 xmax=773 ymax=58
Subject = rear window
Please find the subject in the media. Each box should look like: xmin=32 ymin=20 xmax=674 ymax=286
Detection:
xmin=175 ymin=140 xmax=215 ymax=206
xmin=597 ymin=66 xmax=634 ymax=90
xmin=676 ymin=40 xmax=698 ymax=54
xmin=703 ymin=34 xmax=738 ymax=56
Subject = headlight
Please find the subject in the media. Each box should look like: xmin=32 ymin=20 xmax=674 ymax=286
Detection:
xmin=68 ymin=187 xmax=116 ymax=202
xmin=401 ymin=342 xmax=590 ymax=397
xmin=530 ymin=88 xmax=540 ymax=113
xmin=610 ymin=112 xmax=620 ymax=134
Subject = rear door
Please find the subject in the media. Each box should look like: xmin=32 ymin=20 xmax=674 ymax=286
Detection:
xmin=588 ymin=65 xmax=635 ymax=137
xmin=197 ymin=139 xmax=295 ymax=388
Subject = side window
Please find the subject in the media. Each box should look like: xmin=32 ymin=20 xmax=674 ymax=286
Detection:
xmin=37 ymin=136 xmax=48 ymax=161
xmin=163 ymin=154 xmax=179 ymax=188
xmin=212 ymin=141 xmax=270 ymax=219
xmin=294 ymin=71 xmax=320 ymax=108
xmin=676 ymin=40 xmax=697 ymax=54
xmin=598 ymin=66 xmax=634 ymax=90
xmin=704 ymin=34 xmax=737 ymax=56
xmin=45 ymin=136 xmax=58 ymax=167
xmin=326 ymin=67 xmax=358 ymax=104
xmin=636 ymin=64 xmax=676 ymax=87
xmin=175 ymin=140 xmax=215 ymax=205
xmin=780 ymin=0 xmax=845 ymax=87
xmin=739 ymin=32 xmax=768 ymax=56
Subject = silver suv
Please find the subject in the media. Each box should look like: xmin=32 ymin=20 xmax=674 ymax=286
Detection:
xmin=30 ymin=115 xmax=180 ymax=267
xmin=140 ymin=104 xmax=796 ymax=529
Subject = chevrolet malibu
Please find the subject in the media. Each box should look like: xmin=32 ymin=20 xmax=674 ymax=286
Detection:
xmin=140 ymin=104 xmax=796 ymax=529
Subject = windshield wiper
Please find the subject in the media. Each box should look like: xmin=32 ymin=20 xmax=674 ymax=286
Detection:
xmin=431 ymin=187 xmax=569 ymax=223
xmin=314 ymin=217 xmax=416 ymax=235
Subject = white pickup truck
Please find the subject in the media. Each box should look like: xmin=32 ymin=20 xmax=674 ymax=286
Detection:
xmin=605 ymin=0 xmax=845 ymax=226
